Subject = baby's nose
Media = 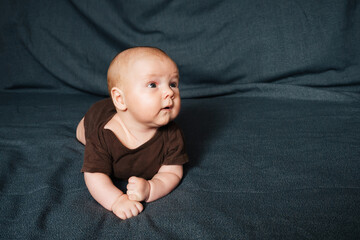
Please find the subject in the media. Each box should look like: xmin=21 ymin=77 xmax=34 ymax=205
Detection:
xmin=163 ymin=86 xmax=174 ymax=99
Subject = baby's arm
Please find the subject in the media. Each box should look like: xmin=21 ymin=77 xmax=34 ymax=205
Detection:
xmin=127 ymin=165 xmax=183 ymax=203
xmin=76 ymin=117 xmax=86 ymax=145
xmin=84 ymin=172 xmax=143 ymax=219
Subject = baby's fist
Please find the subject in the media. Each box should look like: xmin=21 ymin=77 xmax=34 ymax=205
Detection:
xmin=127 ymin=176 xmax=150 ymax=202
xmin=111 ymin=194 xmax=143 ymax=220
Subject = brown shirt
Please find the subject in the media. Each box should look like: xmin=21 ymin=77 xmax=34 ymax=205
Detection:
xmin=81 ymin=98 xmax=188 ymax=180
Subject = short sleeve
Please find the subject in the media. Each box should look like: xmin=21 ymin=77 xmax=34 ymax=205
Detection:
xmin=81 ymin=98 xmax=115 ymax=175
xmin=84 ymin=98 xmax=115 ymax=139
xmin=162 ymin=122 xmax=189 ymax=165
xmin=81 ymin=134 xmax=113 ymax=176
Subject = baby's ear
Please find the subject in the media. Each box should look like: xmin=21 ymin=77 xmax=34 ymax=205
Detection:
xmin=111 ymin=87 xmax=127 ymax=111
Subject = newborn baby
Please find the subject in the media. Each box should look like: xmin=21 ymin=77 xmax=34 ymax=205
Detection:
xmin=76 ymin=47 xmax=188 ymax=220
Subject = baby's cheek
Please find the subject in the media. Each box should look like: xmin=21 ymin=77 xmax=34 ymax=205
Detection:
xmin=173 ymin=105 xmax=181 ymax=118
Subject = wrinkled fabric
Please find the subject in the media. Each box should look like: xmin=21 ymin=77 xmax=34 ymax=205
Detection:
xmin=1 ymin=0 xmax=360 ymax=239
xmin=1 ymin=0 xmax=360 ymax=97
xmin=1 ymin=93 xmax=360 ymax=239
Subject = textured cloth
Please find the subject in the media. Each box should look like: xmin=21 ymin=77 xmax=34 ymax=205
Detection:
xmin=1 ymin=0 xmax=359 ymax=98
xmin=1 ymin=0 xmax=360 ymax=239
xmin=1 ymin=93 xmax=359 ymax=239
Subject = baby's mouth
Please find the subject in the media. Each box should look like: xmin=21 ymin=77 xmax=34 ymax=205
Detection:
xmin=162 ymin=100 xmax=174 ymax=111
xmin=162 ymin=103 xmax=173 ymax=110
xmin=162 ymin=106 xmax=171 ymax=110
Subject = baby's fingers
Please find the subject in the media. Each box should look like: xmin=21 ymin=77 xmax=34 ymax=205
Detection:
xmin=127 ymin=182 xmax=134 ymax=191
xmin=128 ymin=176 xmax=138 ymax=183
xmin=127 ymin=192 xmax=136 ymax=200
xmin=123 ymin=202 xmax=143 ymax=218
xmin=130 ymin=204 xmax=142 ymax=217
xmin=135 ymin=201 xmax=144 ymax=213
xmin=114 ymin=206 xmax=141 ymax=220
xmin=127 ymin=176 xmax=139 ymax=191
xmin=113 ymin=209 xmax=127 ymax=220
xmin=128 ymin=192 xmax=141 ymax=201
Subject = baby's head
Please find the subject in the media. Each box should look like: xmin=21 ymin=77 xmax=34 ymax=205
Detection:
xmin=107 ymin=47 xmax=181 ymax=128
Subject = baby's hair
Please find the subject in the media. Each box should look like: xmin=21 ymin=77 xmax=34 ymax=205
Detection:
xmin=107 ymin=46 xmax=173 ymax=96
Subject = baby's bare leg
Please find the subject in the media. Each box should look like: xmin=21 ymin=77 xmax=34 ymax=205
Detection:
xmin=76 ymin=117 xmax=86 ymax=145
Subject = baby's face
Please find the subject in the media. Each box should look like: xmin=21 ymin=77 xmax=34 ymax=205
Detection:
xmin=122 ymin=54 xmax=181 ymax=128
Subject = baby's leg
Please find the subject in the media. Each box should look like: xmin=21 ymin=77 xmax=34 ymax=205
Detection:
xmin=76 ymin=117 xmax=86 ymax=145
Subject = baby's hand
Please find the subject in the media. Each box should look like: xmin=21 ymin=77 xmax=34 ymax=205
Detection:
xmin=127 ymin=176 xmax=150 ymax=202
xmin=111 ymin=194 xmax=143 ymax=220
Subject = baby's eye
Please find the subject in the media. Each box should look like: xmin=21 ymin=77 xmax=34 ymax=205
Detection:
xmin=147 ymin=82 xmax=157 ymax=88
xmin=170 ymin=82 xmax=178 ymax=88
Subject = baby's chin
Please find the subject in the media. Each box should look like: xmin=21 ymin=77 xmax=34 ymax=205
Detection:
xmin=157 ymin=118 xmax=173 ymax=127
xmin=152 ymin=116 xmax=176 ymax=128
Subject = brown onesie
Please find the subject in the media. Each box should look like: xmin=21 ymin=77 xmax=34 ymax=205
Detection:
xmin=81 ymin=98 xmax=188 ymax=180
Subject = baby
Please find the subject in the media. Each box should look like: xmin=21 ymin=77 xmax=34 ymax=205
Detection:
xmin=76 ymin=47 xmax=188 ymax=220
